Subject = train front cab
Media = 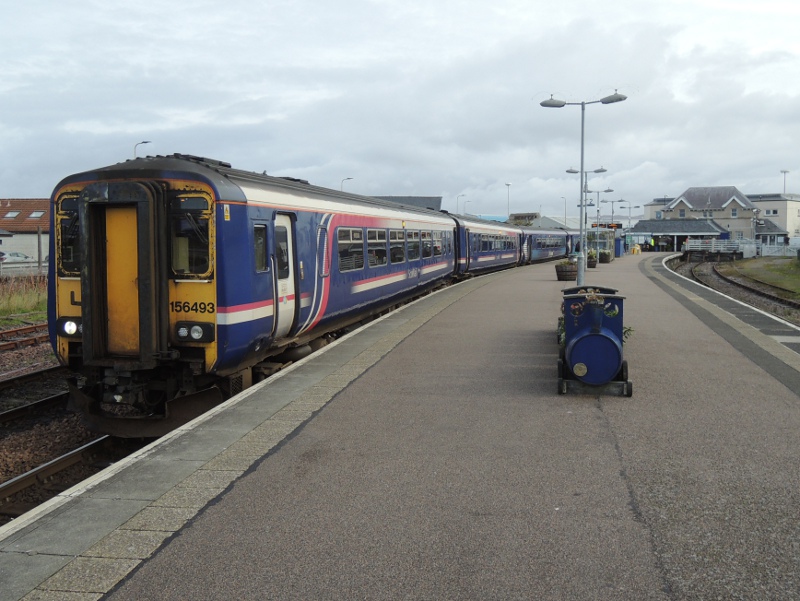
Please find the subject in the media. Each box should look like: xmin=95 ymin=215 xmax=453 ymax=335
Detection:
xmin=51 ymin=179 xmax=221 ymax=436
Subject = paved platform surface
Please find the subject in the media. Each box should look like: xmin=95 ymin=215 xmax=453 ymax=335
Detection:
xmin=2 ymin=253 xmax=800 ymax=600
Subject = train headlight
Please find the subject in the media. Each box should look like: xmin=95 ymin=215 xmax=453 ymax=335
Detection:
xmin=175 ymin=321 xmax=215 ymax=343
xmin=57 ymin=317 xmax=82 ymax=338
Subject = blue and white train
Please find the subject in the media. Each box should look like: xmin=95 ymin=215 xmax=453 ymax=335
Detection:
xmin=48 ymin=154 xmax=572 ymax=436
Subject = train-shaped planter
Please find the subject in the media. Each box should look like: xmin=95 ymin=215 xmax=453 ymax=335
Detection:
xmin=557 ymin=286 xmax=632 ymax=396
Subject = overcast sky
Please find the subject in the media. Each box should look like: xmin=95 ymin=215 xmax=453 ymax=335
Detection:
xmin=2 ymin=0 xmax=799 ymax=219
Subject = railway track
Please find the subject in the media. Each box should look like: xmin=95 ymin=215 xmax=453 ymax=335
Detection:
xmin=0 ymin=436 xmax=110 ymax=519
xmin=0 ymin=323 xmax=49 ymax=352
xmin=683 ymin=260 xmax=800 ymax=326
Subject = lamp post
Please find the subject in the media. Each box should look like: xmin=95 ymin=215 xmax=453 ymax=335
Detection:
xmin=341 ymin=177 xmax=353 ymax=191
xmin=601 ymin=198 xmax=625 ymax=230
xmin=134 ymin=140 xmax=151 ymax=158
xmin=781 ymin=170 xmax=789 ymax=194
xmin=566 ymin=166 xmax=607 ymax=268
xmin=541 ymin=90 xmax=627 ymax=285
xmin=561 ymin=196 xmax=567 ymax=228
xmin=457 ymin=194 xmax=466 ymax=213
xmin=619 ymin=204 xmax=640 ymax=232
xmin=464 ymin=200 xmax=472 ymax=214
xmin=505 ymin=183 xmax=512 ymax=218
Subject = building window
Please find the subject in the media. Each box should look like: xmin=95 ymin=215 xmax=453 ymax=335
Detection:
xmin=28 ymin=210 xmax=45 ymax=219
xmin=765 ymin=209 xmax=778 ymax=216
xmin=731 ymin=208 xmax=738 ymax=218
xmin=3 ymin=211 xmax=20 ymax=219
xmin=679 ymin=209 xmax=686 ymax=218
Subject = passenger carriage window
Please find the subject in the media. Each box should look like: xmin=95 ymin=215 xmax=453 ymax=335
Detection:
xmin=317 ymin=226 xmax=330 ymax=277
xmin=390 ymin=230 xmax=405 ymax=263
xmin=421 ymin=232 xmax=433 ymax=258
xmin=275 ymin=226 xmax=290 ymax=279
xmin=433 ymin=231 xmax=443 ymax=257
xmin=56 ymin=195 xmax=80 ymax=275
xmin=254 ymin=225 xmax=268 ymax=272
xmin=407 ymin=231 xmax=420 ymax=260
xmin=367 ymin=229 xmax=388 ymax=267
xmin=170 ymin=196 xmax=210 ymax=276
xmin=338 ymin=228 xmax=364 ymax=272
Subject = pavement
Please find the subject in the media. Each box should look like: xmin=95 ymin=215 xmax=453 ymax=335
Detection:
xmin=2 ymin=252 xmax=800 ymax=600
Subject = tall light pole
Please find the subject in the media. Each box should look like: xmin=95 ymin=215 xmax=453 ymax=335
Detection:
xmin=561 ymin=196 xmax=567 ymax=229
xmin=456 ymin=194 xmax=466 ymax=213
xmin=505 ymin=183 xmax=512 ymax=218
xmin=464 ymin=200 xmax=472 ymax=214
xmin=134 ymin=140 xmax=151 ymax=158
xmin=601 ymin=199 xmax=625 ymax=230
xmin=619 ymin=203 xmax=640 ymax=232
xmin=341 ymin=177 xmax=353 ymax=191
xmin=566 ymin=166 xmax=607 ymax=268
xmin=781 ymin=170 xmax=789 ymax=194
xmin=541 ymin=90 xmax=627 ymax=285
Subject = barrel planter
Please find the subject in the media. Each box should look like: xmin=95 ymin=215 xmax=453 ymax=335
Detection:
xmin=555 ymin=262 xmax=577 ymax=281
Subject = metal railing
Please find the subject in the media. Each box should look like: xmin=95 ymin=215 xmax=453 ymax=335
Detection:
xmin=0 ymin=260 xmax=48 ymax=276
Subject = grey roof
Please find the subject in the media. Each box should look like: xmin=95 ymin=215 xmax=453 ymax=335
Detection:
xmin=0 ymin=228 xmax=12 ymax=237
xmin=756 ymin=218 xmax=788 ymax=235
xmin=669 ymin=186 xmax=754 ymax=211
xmin=631 ymin=219 xmax=726 ymax=235
xmin=374 ymin=196 xmax=442 ymax=211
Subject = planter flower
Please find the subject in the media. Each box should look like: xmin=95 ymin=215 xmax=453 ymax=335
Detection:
xmin=599 ymin=250 xmax=612 ymax=263
xmin=555 ymin=259 xmax=577 ymax=281
xmin=586 ymin=250 xmax=597 ymax=268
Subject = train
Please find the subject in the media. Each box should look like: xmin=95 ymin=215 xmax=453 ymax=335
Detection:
xmin=48 ymin=154 xmax=574 ymax=437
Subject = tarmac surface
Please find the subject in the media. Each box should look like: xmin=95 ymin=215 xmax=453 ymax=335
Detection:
xmin=2 ymin=253 xmax=800 ymax=600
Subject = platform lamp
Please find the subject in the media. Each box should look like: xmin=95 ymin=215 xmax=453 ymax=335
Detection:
xmin=134 ymin=140 xmax=151 ymax=158
xmin=341 ymin=177 xmax=353 ymax=191
xmin=541 ymin=90 xmax=627 ymax=285
xmin=457 ymin=194 xmax=466 ymax=213
xmin=566 ymin=166 xmax=607 ymax=273
xmin=619 ymin=203 xmax=640 ymax=232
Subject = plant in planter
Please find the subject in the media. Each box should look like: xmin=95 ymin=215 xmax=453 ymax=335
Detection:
xmin=599 ymin=249 xmax=612 ymax=263
xmin=586 ymin=250 xmax=597 ymax=268
xmin=554 ymin=259 xmax=577 ymax=281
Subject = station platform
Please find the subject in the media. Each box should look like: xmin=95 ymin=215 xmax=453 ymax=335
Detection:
xmin=2 ymin=253 xmax=800 ymax=600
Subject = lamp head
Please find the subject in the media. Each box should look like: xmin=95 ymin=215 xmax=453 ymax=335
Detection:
xmin=600 ymin=90 xmax=627 ymax=104
xmin=540 ymin=95 xmax=566 ymax=108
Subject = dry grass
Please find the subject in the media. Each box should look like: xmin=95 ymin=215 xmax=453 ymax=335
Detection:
xmin=0 ymin=276 xmax=48 ymax=326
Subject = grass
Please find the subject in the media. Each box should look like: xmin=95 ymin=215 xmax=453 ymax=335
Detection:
xmin=0 ymin=276 xmax=48 ymax=327
xmin=725 ymin=257 xmax=800 ymax=296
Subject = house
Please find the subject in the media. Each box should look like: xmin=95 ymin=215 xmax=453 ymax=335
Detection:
xmin=636 ymin=186 xmax=788 ymax=250
xmin=746 ymin=193 xmax=800 ymax=243
xmin=0 ymin=199 xmax=51 ymax=261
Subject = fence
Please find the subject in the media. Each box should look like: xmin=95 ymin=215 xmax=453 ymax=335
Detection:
xmin=0 ymin=260 xmax=48 ymax=277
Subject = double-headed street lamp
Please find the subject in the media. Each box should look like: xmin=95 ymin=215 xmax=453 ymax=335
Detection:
xmin=541 ymin=90 xmax=627 ymax=285
xmin=566 ymin=166 xmax=607 ymax=261
xmin=619 ymin=203 xmax=641 ymax=232
xmin=601 ymin=198 xmax=626 ymax=230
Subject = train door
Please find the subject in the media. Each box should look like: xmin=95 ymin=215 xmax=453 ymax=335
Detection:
xmin=105 ymin=206 xmax=140 ymax=355
xmin=273 ymin=214 xmax=297 ymax=339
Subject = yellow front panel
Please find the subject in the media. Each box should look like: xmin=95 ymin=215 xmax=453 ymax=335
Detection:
xmin=106 ymin=207 xmax=140 ymax=355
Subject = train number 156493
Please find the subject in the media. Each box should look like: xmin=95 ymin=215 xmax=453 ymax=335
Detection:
xmin=169 ymin=301 xmax=216 ymax=314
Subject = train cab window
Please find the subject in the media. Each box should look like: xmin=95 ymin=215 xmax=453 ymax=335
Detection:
xmin=421 ymin=231 xmax=433 ymax=258
xmin=407 ymin=231 xmax=420 ymax=260
xmin=170 ymin=197 xmax=210 ymax=276
xmin=275 ymin=226 xmax=290 ymax=279
xmin=367 ymin=229 xmax=388 ymax=267
xmin=56 ymin=195 xmax=80 ymax=275
xmin=338 ymin=228 xmax=364 ymax=272
xmin=389 ymin=230 xmax=405 ymax=263
xmin=254 ymin=225 xmax=268 ymax=272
